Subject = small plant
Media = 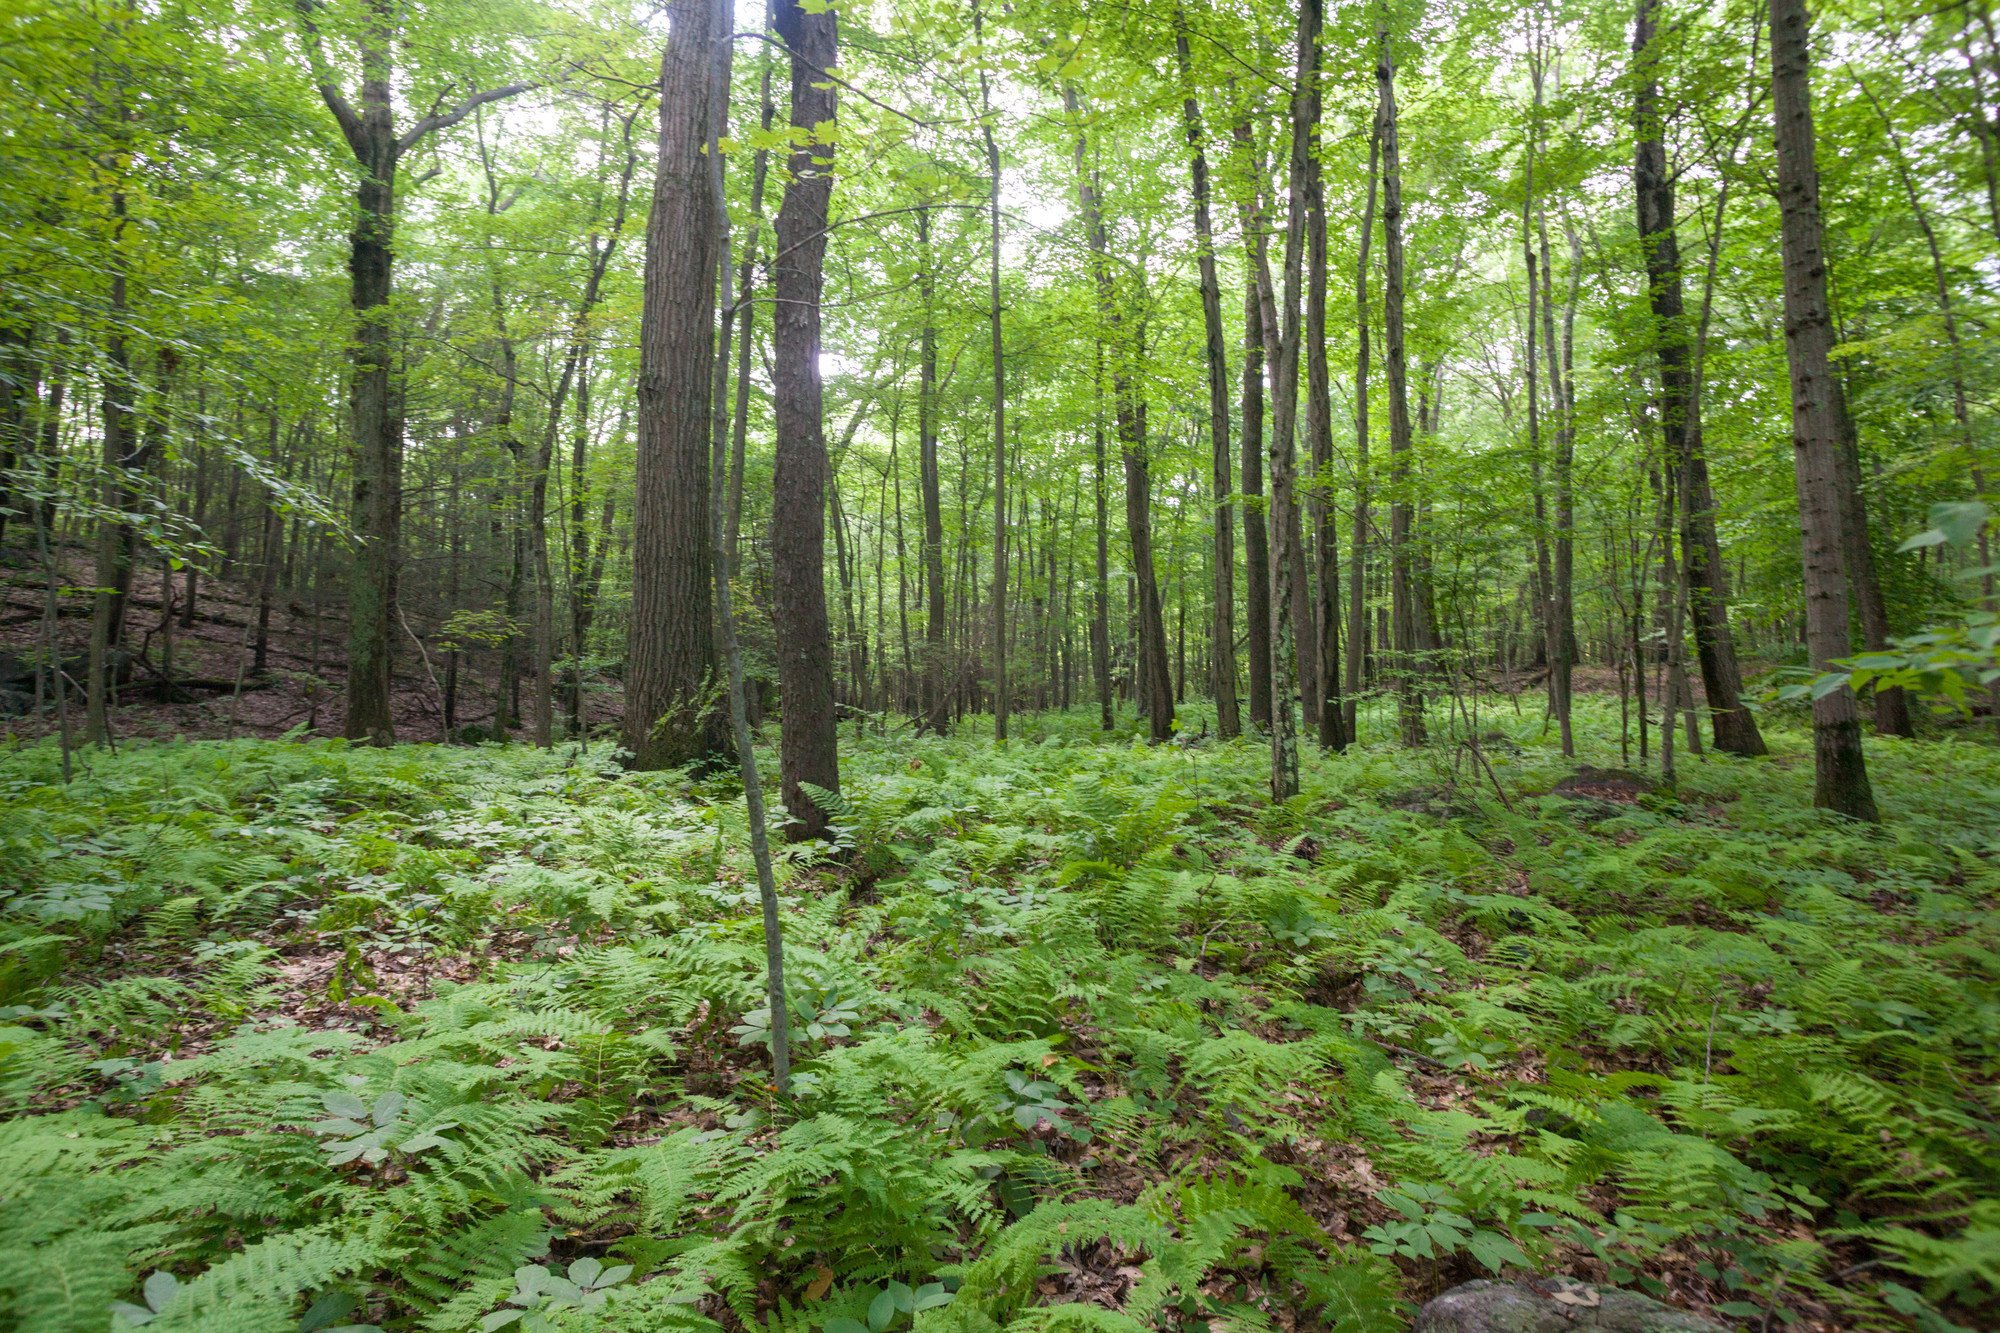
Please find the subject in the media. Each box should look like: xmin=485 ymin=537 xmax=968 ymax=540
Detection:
xmin=1363 ymin=1183 xmax=1527 ymax=1274
xmin=481 ymin=1258 xmax=632 ymax=1331
xmin=823 ymin=1279 xmax=953 ymax=1333
xmin=110 ymin=1272 xmax=181 ymax=1327
xmin=311 ymin=1085 xmax=455 ymax=1167
xmin=992 ymin=1068 xmax=1090 ymax=1143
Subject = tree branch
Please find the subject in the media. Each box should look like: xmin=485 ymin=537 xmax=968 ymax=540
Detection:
xmin=397 ymin=82 xmax=538 ymax=153
xmin=292 ymin=0 xmax=368 ymax=161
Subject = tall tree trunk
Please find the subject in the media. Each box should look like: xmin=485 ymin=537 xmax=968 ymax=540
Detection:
xmin=974 ymin=0 xmax=1008 ymax=740
xmin=627 ymin=0 xmax=727 ymax=771
xmin=334 ymin=4 xmax=400 ymax=745
xmin=1304 ymin=102 xmax=1347 ymax=751
xmin=1239 ymin=257 xmax=1275 ymax=732
xmin=1537 ymin=206 xmax=1577 ymax=756
xmin=1768 ymin=0 xmax=1878 ymax=819
xmin=1174 ymin=12 xmax=1240 ymax=739
xmin=294 ymin=0 xmax=532 ymax=745
xmin=1263 ymin=0 xmax=1320 ymax=796
xmin=1830 ymin=384 xmax=1912 ymax=737
xmin=1067 ymin=84 xmax=1170 ymax=742
xmin=770 ymin=0 xmax=841 ymax=837
xmin=1633 ymin=0 xmax=1766 ymax=756
xmin=1093 ymin=345 xmax=1114 ymax=729
xmin=85 ymin=214 xmax=149 ymax=747
xmin=917 ymin=208 xmax=951 ymax=734
xmin=1378 ymin=16 xmax=1424 ymax=748
xmin=1347 ymin=118 xmax=1381 ymax=744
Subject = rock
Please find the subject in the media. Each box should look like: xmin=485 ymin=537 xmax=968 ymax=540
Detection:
xmin=1413 ymin=1279 xmax=1729 ymax=1333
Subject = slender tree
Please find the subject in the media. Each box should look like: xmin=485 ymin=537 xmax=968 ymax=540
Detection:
xmin=1633 ymin=0 xmax=1765 ymax=757
xmin=293 ymin=0 xmax=532 ymax=745
xmin=1768 ymin=0 xmax=1877 ymax=819
xmin=1173 ymin=9 xmax=1240 ymax=740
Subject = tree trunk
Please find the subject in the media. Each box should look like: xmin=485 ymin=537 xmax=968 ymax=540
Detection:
xmin=1093 ymin=346 xmax=1114 ymax=729
xmin=917 ymin=208 xmax=951 ymax=735
xmin=341 ymin=11 xmax=401 ymax=745
xmin=1378 ymin=18 xmax=1424 ymax=748
xmin=1238 ymin=261 xmax=1275 ymax=732
xmin=1347 ymin=118 xmax=1381 ymax=745
xmin=1262 ymin=0 xmax=1320 ymax=796
xmin=1768 ymin=0 xmax=1878 ymax=819
xmin=770 ymin=0 xmax=841 ymax=837
xmin=1174 ymin=10 xmax=1240 ymax=739
xmin=627 ymin=0 xmax=727 ymax=771
xmin=974 ymin=0 xmax=1008 ymax=741
xmin=1633 ymin=0 xmax=1766 ymax=757
xmin=1305 ymin=102 xmax=1347 ymax=751
xmin=1068 ymin=84 xmax=1170 ymax=742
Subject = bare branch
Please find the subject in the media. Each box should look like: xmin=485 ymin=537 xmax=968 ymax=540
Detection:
xmin=397 ymin=81 xmax=538 ymax=153
xmin=291 ymin=0 xmax=367 ymax=160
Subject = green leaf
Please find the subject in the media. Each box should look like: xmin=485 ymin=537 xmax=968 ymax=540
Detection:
xmin=868 ymin=1286 xmax=898 ymax=1331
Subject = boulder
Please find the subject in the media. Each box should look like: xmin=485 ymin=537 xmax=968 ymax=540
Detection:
xmin=1413 ymin=1279 xmax=1729 ymax=1333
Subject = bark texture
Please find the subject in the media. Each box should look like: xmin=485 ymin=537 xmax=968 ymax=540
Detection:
xmin=627 ymin=0 xmax=727 ymax=771
xmin=1633 ymin=0 xmax=1766 ymax=757
xmin=770 ymin=0 xmax=841 ymax=837
xmin=1768 ymin=0 xmax=1877 ymax=820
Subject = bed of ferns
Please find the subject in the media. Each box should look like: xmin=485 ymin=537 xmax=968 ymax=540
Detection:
xmin=0 ymin=704 xmax=1995 ymax=1333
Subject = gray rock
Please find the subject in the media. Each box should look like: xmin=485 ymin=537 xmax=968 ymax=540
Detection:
xmin=1413 ymin=1279 xmax=1730 ymax=1333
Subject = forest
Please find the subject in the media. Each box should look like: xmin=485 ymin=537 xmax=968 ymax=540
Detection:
xmin=2 ymin=0 xmax=1999 ymax=1329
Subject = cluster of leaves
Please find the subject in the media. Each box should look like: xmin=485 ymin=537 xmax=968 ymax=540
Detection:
xmin=0 ymin=702 xmax=1996 ymax=1331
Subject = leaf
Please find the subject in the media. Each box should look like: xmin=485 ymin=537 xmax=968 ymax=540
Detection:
xmin=1931 ymin=501 xmax=1988 ymax=547
xmin=322 ymin=1091 xmax=369 ymax=1120
xmin=806 ymin=1269 xmax=835 ymax=1301
xmin=868 ymin=1286 xmax=898 ymax=1331
xmin=371 ymin=1091 xmax=405 ymax=1126
xmin=568 ymin=1257 xmax=603 ymax=1289
xmin=886 ymin=1280 xmax=914 ymax=1313
xmin=142 ymin=1271 xmax=180 ymax=1313
xmin=825 ymin=1319 xmax=871 ymax=1333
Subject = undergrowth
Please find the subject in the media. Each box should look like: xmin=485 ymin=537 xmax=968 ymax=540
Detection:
xmin=0 ymin=703 xmax=1995 ymax=1332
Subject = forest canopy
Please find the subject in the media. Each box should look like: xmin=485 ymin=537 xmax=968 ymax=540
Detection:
xmin=1 ymin=0 xmax=1998 ymax=1328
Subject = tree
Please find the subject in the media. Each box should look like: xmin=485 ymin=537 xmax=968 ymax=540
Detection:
xmin=769 ymin=0 xmax=841 ymax=838
xmin=1768 ymin=0 xmax=1877 ymax=820
xmin=626 ymin=0 xmax=728 ymax=771
xmin=1173 ymin=7 xmax=1240 ymax=741
xmin=1632 ymin=0 xmax=1765 ymax=757
xmin=293 ymin=0 xmax=532 ymax=745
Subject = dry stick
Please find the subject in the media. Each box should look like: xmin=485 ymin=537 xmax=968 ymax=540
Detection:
xmin=710 ymin=0 xmax=790 ymax=1099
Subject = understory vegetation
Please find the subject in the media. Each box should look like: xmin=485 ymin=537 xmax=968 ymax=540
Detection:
xmin=2 ymin=706 xmax=1996 ymax=1333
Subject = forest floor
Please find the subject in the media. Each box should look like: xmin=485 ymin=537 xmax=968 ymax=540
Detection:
xmin=1 ymin=705 xmax=1996 ymax=1333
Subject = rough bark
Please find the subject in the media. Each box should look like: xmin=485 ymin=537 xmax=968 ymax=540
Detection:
xmin=627 ymin=0 xmax=728 ymax=771
xmin=1174 ymin=12 xmax=1240 ymax=739
xmin=1633 ymin=0 xmax=1766 ymax=756
xmin=293 ymin=0 xmax=531 ymax=745
xmin=974 ymin=0 xmax=1008 ymax=740
xmin=770 ymin=0 xmax=842 ymax=837
xmin=1347 ymin=118 xmax=1381 ymax=744
xmin=1378 ymin=18 xmax=1424 ymax=747
xmin=1768 ymin=0 xmax=1877 ymax=819
xmin=917 ymin=208 xmax=951 ymax=735
xmin=1304 ymin=104 xmax=1346 ymax=751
